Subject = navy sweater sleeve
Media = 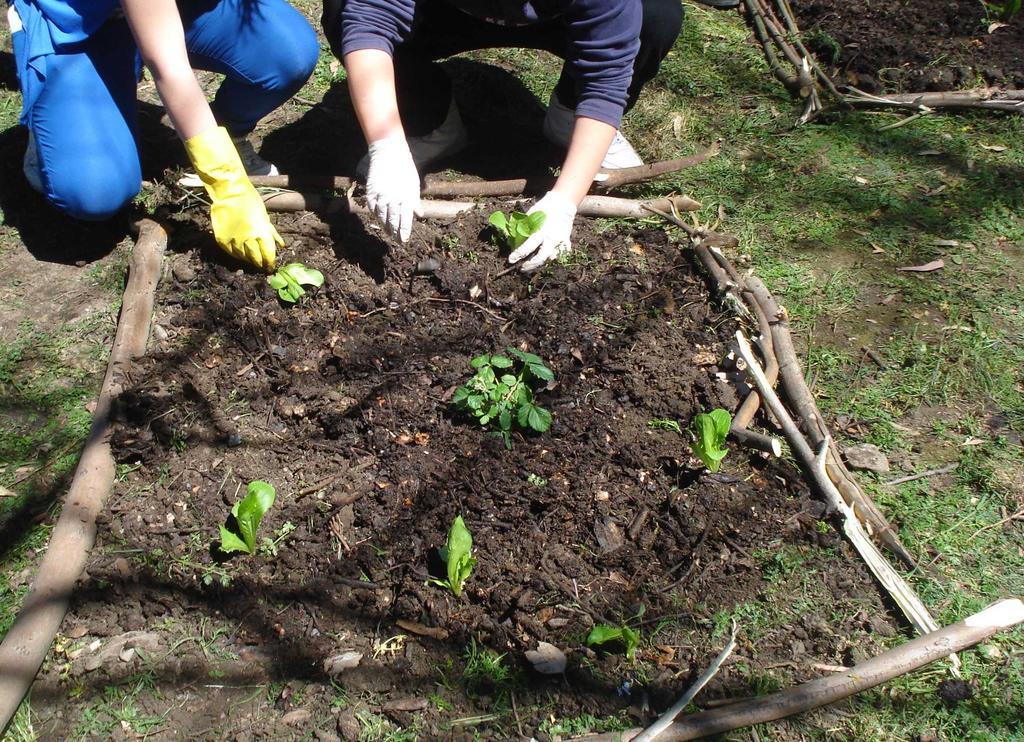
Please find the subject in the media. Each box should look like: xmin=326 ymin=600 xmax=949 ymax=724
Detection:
xmin=340 ymin=0 xmax=416 ymax=57
xmin=560 ymin=0 xmax=641 ymax=129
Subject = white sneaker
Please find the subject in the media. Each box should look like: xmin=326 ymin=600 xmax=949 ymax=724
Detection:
xmin=356 ymin=100 xmax=469 ymax=178
xmin=177 ymin=134 xmax=278 ymax=187
xmin=542 ymin=92 xmax=644 ymax=170
xmin=24 ymin=131 xmax=44 ymax=193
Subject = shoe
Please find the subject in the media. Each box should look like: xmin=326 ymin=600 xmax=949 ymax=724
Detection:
xmin=542 ymin=92 xmax=644 ymax=170
xmin=23 ymin=131 xmax=44 ymax=193
xmin=232 ymin=135 xmax=279 ymax=178
xmin=177 ymin=134 xmax=278 ymax=187
xmin=356 ymin=100 xmax=469 ymax=178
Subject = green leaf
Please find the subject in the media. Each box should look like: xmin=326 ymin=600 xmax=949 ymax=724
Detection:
xmin=508 ymin=348 xmax=544 ymax=366
xmin=527 ymin=405 xmax=552 ymax=433
xmin=498 ymin=410 xmax=512 ymax=431
xmin=234 ymin=481 xmax=276 ymax=553
xmin=587 ymin=624 xmax=640 ymax=659
xmin=280 ymin=263 xmax=325 ymax=289
xmin=452 ymin=386 xmax=470 ymax=405
xmin=691 ymin=409 xmax=732 ymax=472
xmin=443 ymin=516 xmax=474 ymax=596
xmin=517 ymin=403 xmax=532 ymax=429
xmin=488 ymin=211 xmax=509 ymax=236
xmin=218 ymin=525 xmax=251 ymax=554
xmin=525 ymin=211 xmax=547 ymax=233
xmin=527 ymin=363 xmax=554 ymax=382
xmin=470 ymin=354 xmax=491 ymax=369
xmin=490 ymin=355 xmax=513 ymax=368
xmin=267 ymin=274 xmax=289 ymax=291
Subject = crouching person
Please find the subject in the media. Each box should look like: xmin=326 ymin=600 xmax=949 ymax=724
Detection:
xmin=322 ymin=0 xmax=683 ymax=269
xmin=7 ymin=0 xmax=319 ymax=271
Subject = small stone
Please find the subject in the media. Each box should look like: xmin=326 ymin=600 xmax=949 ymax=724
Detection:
xmin=336 ymin=709 xmax=361 ymax=741
xmin=152 ymin=324 xmax=169 ymax=341
xmin=172 ymin=262 xmax=196 ymax=283
xmin=281 ymin=709 xmax=312 ymax=726
xmin=324 ymin=651 xmax=362 ymax=677
xmin=382 ymin=697 xmax=428 ymax=713
xmin=842 ymin=443 xmax=890 ymax=473
xmin=593 ymin=517 xmax=624 ymax=554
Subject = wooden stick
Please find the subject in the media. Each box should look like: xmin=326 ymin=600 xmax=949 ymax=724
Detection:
xmin=0 ymin=220 xmax=167 ymax=734
xmin=247 ymin=146 xmax=720 ymax=198
xmin=581 ymin=599 xmax=1023 ymax=742
xmin=884 ymin=464 xmax=957 ymax=486
xmin=842 ymin=87 xmax=1024 ymax=113
xmin=262 ymin=192 xmax=701 ymax=220
xmin=742 ymin=275 xmax=916 ymax=567
xmin=734 ymin=332 xmax=957 ymax=674
xmin=633 ymin=624 xmax=738 ymax=742
xmin=729 ymin=426 xmax=782 ymax=457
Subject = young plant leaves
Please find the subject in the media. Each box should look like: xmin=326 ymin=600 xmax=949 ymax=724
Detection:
xmin=219 ymin=480 xmax=276 ymax=555
xmin=691 ymin=408 xmax=732 ymax=472
xmin=445 ymin=515 xmax=475 ymax=597
xmin=452 ymin=348 xmax=554 ymax=447
xmin=488 ymin=210 xmax=547 ymax=250
xmin=586 ymin=624 xmax=641 ymax=660
xmin=430 ymin=515 xmax=476 ymax=597
xmin=268 ymin=263 xmax=324 ymax=304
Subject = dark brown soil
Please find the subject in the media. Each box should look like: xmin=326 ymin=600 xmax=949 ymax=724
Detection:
xmin=791 ymin=0 xmax=1024 ymax=92
xmin=29 ymin=207 xmax=889 ymax=739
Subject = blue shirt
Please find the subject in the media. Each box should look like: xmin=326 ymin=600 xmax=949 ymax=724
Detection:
xmin=341 ymin=0 xmax=642 ymax=128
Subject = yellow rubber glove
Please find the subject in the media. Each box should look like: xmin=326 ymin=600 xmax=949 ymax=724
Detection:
xmin=183 ymin=127 xmax=282 ymax=272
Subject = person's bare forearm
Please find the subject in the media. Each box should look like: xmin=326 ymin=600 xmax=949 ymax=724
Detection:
xmin=120 ymin=0 xmax=216 ymax=140
xmin=553 ymin=117 xmax=617 ymax=204
xmin=344 ymin=49 xmax=404 ymax=144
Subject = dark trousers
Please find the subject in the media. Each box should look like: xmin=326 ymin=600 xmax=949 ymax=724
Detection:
xmin=325 ymin=0 xmax=684 ymax=136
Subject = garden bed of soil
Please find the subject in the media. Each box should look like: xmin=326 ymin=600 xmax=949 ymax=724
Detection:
xmin=791 ymin=0 xmax=1024 ymax=93
xmin=22 ymin=207 xmax=894 ymax=739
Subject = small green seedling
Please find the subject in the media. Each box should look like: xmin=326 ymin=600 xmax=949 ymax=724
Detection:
xmin=691 ymin=408 xmax=732 ymax=472
xmin=452 ymin=348 xmax=554 ymax=448
xmin=648 ymin=418 xmax=682 ymax=434
xmin=268 ymin=262 xmax=324 ymax=303
xmin=430 ymin=515 xmax=476 ymax=597
xmin=488 ymin=210 xmax=546 ymax=250
xmin=219 ymin=481 xmax=276 ymax=555
xmin=586 ymin=624 xmax=641 ymax=660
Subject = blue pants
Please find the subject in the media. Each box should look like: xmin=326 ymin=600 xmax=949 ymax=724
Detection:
xmin=15 ymin=0 xmax=318 ymax=221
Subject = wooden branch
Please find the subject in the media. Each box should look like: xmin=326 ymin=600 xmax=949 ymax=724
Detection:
xmin=248 ymin=146 xmax=719 ymax=199
xmin=262 ymin=192 xmax=700 ymax=220
xmin=633 ymin=624 xmax=738 ymax=742
xmin=582 ymin=599 xmax=1023 ymax=742
xmin=841 ymin=87 xmax=1024 ymax=113
xmin=729 ymin=425 xmax=782 ymax=457
xmin=742 ymin=275 xmax=916 ymax=567
xmin=0 ymin=220 xmax=167 ymax=734
xmin=734 ymin=333 xmax=956 ymax=673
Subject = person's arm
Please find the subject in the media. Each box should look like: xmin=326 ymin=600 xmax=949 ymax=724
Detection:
xmin=119 ymin=0 xmax=282 ymax=271
xmin=342 ymin=48 xmax=422 ymax=242
xmin=344 ymin=48 xmax=405 ymax=144
xmin=120 ymin=0 xmax=215 ymax=139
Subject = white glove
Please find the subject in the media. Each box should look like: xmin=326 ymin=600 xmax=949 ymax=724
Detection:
xmin=508 ymin=191 xmax=577 ymax=272
xmin=364 ymin=133 xmax=423 ymax=242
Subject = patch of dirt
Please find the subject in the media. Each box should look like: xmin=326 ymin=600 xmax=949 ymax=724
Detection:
xmin=26 ymin=205 xmax=891 ymax=739
xmin=791 ymin=0 xmax=1024 ymax=92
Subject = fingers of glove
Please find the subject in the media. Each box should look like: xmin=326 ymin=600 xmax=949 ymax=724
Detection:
xmin=271 ymin=225 xmax=284 ymax=249
xmin=398 ymin=200 xmax=414 ymax=242
xmin=508 ymin=231 xmax=543 ymax=266
xmin=520 ymin=241 xmax=555 ymax=272
xmin=242 ymin=239 xmax=266 ymax=272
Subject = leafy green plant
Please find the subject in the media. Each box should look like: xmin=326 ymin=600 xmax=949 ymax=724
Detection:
xmin=219 ymin=481 xmax=276 ymax=555
xmin=586 ymin=624 xmax=641 ymax=660
xmin=690 ymin=408 xmax=732 ymax=472
xmin=488 ymin=210 xmax=546 ymax=250
xmin=258 ymin=521 xmax=296 ymax=557
xmin=429 ymin=515 xmax=476 ymax=597
xmin=452 ymin=348 xmax=554 ymax=448
xmin=267 ymin=263 xmax=324 ymax=303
